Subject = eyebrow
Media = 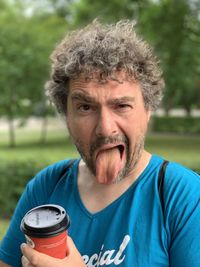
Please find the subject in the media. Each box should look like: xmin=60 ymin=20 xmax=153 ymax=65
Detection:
xmin=71 ymin=92 xmax=96 ymax=103
xmin=109 ymin=96 xmax=135 ymax=105
xmin=71 ymin=92 xmax=135 ymax=104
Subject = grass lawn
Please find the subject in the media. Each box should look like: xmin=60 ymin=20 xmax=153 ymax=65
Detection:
xmin=146 ymin=133 xmax=200 ymax=171
xmin=0 ymin=219 xmax=9 ymax=241
xmin=0 ymin=128 xmax=79 ymax=162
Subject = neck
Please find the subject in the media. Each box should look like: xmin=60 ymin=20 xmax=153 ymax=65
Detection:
xmin=77 ymin=150 xmax=152 ymax=214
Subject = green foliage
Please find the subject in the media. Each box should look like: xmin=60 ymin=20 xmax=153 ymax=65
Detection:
xmin=0 ymin=128 xmax=78 ymax=218
xmin=70 ymin=0 xmax=135 ymax=26
xmin=151 ymin=116 xmax=200 ymax=134
xmin=0 ymin=10 xmax=47 ymax=117
xmin=0 ymin=1 xmax=68 ymax=146
xmin=139 ymin=0 xmax=200 ymax=113
xmin=0 ymin=160 xmax=48 ymax=217
xmin=2 ymin=15 xmax=63 ymax=112
xmin=0 ymin=219 xmax=9 ymax=241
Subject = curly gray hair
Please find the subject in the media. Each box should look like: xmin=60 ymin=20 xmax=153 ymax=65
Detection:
xmin=45 ymin=20 xmax=165 ymax=114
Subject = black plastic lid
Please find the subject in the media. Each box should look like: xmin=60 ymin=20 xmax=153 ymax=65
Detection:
xmin=20 ymin=205 xmax=70 ymax=238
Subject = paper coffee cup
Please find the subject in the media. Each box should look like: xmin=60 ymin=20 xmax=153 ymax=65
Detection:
xmin=20 ymin=204 xmax=70 ymax=259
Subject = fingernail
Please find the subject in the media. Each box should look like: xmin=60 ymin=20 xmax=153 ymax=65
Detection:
xmin=20 ymin=243 xmax=26 ymax=251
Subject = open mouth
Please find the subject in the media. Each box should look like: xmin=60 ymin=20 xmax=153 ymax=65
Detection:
xmin=117 ymin=144 xmax=125 ymax=159
xmin=95 ymin=143 xmax=125 ymax=160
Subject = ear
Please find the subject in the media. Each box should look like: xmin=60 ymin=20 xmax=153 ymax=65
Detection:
xmin=66 ymin=117 xmax=69 ymax=129
xmin=147 ymin=110 xmax=151 ymax=123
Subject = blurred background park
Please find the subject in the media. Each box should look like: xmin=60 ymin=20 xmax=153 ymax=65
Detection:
xmin=0 ymin=0 xmax=200 ymax=239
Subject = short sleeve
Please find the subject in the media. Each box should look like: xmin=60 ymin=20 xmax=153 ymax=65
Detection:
xmin=164 ymin=163 xmax=200 ymax=267
xmin=169 ymin=198 xmax=200 ymax=266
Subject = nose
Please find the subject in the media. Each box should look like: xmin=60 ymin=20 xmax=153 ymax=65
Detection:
xmin=95 ymin=108 xmax=118 ymax=137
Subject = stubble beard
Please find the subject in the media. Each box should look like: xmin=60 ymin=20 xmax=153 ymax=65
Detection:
xmin=69 ymin=131 xmax=145 ymax=184
xmin=114 ymin=136 xmax=145 ymax=184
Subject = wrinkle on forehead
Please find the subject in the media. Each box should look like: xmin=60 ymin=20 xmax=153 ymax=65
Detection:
xmin=70 ymin=91 xmax=137 ymax=109
xmin=68 ymin=71 xmax=143 ymax=107
xmin=69 ymin=70 xmax=137 ymax=87
xmin=69 ymin=75 xmax=139 ymax=94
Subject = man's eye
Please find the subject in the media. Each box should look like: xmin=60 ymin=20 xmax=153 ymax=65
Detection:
xmin=117 ymin=104 xmax=132 ymax=110
xmin=77 ymin=104 xmax=94 ymax=113
xmin=79 ymin=104 xmax=91 ymax=111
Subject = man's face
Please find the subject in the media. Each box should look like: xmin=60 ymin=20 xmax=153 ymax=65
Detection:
xmin=66 ymin=74 xmax=151 ymax=185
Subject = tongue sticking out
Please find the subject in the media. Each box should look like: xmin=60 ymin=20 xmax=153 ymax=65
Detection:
xmin=96 ymin=147 xmax=124 ymax=184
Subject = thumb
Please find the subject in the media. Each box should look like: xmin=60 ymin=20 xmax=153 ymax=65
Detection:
xmin=67 ymin=236 xmax=81 ymax=256
xmin=21 ymin=243 xmax=60 ymax=267
xmin=67 ymin=236 xmax=85 ymax=260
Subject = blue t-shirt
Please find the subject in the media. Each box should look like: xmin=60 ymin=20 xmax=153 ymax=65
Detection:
xmin=0 ymin=155 xmax=200 ymax=267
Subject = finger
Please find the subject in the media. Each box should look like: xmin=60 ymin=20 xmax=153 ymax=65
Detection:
xmin=67 ymin=236 xmax=78 ymax=254
xmin=67 ymin=236 xmax=82 ymax=257
xmin=21 ymin=255 xmax=35 ymax=267
xmin=21 ymin=255 xmax=28 ymax=266
xmin=21 ymin=243 xmax=60 ymax=267
xmin=21 ymin=255 xmax=30 ymax=267
xmin=65 ymin=237 xmax=86 ymax=266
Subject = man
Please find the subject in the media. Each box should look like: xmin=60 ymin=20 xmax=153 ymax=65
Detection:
xmin=0 ymin=20 xmax=200 ymax=267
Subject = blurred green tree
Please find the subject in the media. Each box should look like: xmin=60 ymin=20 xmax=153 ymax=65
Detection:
xmin=139 ymin=0 xmax=200 ymax=114
xmin=0 ymin=0 xmax=67 ymax=146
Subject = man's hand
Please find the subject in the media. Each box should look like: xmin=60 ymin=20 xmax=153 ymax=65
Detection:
xmin=21 ymin=236 xmax=86 ymax=267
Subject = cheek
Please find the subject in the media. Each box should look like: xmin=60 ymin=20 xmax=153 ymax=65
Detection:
xmin=66 ymin=119 xmax=78 ymax=141
xmin=67 ymin=118 xmax=92 ymax=143
xmin=135 ymin=110 xmax=150 ymax=131
xmin=124 ymin=118 xmax=149 ymax=146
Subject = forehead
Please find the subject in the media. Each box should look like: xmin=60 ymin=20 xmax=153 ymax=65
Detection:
xmin=69 ymin=73 xmax=142 ymax=99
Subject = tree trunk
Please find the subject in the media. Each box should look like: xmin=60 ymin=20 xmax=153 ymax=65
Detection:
xmin=185 ymin=106 xmax=191 ymax=117
xmin=40 ymin=116 xmax=48 ymax=144
xmin=8 ymin=116 xmax=15 ymax=148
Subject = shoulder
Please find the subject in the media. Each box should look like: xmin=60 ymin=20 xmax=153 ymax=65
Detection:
xmin=35 ymin=159 xmax=75 ymax=179
xmin=27 ymin=159 xmax=78 ymax=197
xmin=162 ymin=162 xmax=200 ymax=252
xmin=165 ymin=161 xmax=200 ymax=192
xmin=164 ymin=161 xmax=200 ymax=213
